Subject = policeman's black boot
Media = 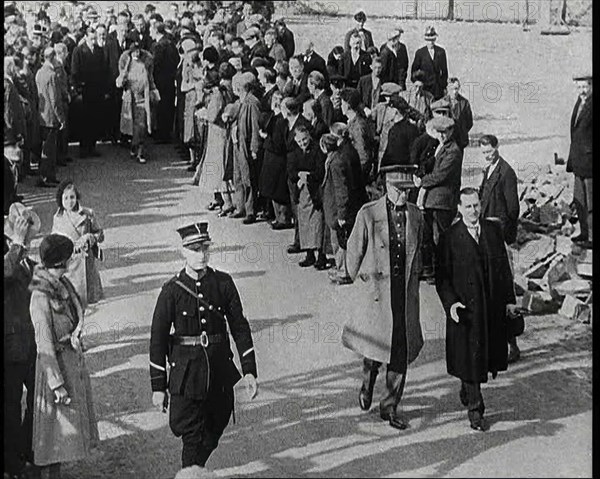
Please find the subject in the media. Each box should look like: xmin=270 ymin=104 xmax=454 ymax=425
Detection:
xmin=207 ymin=191 xmax=224 ymax=211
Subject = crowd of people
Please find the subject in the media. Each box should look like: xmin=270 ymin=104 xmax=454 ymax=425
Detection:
xmin=3 ymin=1 xmax=593 ymax=478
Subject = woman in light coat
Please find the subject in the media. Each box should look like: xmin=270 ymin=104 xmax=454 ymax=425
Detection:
xmin=29 ymin=234 xmax=99 ymax=479
xmin=52 ymin=180 xmax=104 ymax=309
xmin=116 ymin=36 xmax=155 ymax=164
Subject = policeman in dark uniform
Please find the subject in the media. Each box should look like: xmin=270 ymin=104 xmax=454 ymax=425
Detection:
xmin=149 ymin=222 xmax=258 ymax=469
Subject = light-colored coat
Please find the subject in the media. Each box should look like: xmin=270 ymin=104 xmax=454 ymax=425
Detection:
xmin=343 ymin=197 xmax=424 ymax=364
xmin=52 ymin=206 xmax=104 ymax=308
xmin=29 ymin=267 xmax=99 ymax=466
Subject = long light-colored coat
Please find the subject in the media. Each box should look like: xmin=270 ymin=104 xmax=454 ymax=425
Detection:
xmin=29 ymin=266 xmax=99 ymax=466
xmin=343 ymin=197 xmax=424 ymax=365
xmin=52 ymin=206 xmax=104 ymax=308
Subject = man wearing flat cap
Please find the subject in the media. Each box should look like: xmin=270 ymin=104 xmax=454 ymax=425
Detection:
xmin=567 ymin=73 xmax=593 ymax=249
xmin=414 ymin=116 xmax=463 ymax=279
xmin=411 ymin=26 xmax=448 ymax=100
xmin=379 ymin=27 xmax=409 ymax=89
xmin=344 ymin=11 xmax=374 ymax=52
xmin=343 ymin=164 xmax=424 ymax=430
xmin=4 ymin=203 xmax=41 ymax=477
xmin=150 ymin=222 xmax=258 ymax=470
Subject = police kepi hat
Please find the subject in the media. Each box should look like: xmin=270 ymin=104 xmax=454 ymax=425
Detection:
xmin=379 ymin=164 xmax=418 ymax=186
xmin=177 ymin=222 xmax=212 ymax=248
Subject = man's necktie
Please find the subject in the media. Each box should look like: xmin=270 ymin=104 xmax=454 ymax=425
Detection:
xmin=468 ymin=226 xmax=480 ymax=244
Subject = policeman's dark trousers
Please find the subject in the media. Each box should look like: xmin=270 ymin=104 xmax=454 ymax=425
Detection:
xmin=4 ymin=357 xmax=35 ymax=474
xmin=40 ymin=126 xmax=59 ymax=181
xmin=422 ymin=208 xmax=456 ymax=273
xmin=287 ymin=179 xmax=301 ymax=248
xmin=362 ymin=359 xmax=407 ymax=415
xmin=169 ymin=389 xmax=234 ymax=468
xmin=461 ymin=381 xmax=485 ymax=422
xmin=80 ymin=93 xmax=103 ymax=153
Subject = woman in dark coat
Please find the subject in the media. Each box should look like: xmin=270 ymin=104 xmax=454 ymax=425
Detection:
xmin=259 ymin=90 xmax=291 ymax=226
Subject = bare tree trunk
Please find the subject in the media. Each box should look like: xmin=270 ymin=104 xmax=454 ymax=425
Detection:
xmin=414 ymin=0 xmax=419 ymax=19
xmin=523 ymin=0 xmax=530 ymax=25
xmin=447 ymin=0 xmax=455 ymax=20
xmin=560 ymin=0 xmax=568 ymax=24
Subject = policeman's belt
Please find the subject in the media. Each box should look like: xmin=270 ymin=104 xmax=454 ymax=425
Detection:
xmin=171 ymin=334 xmax=228 ymax=347
xmin=174 ymin=279 xmax=227 ymax=323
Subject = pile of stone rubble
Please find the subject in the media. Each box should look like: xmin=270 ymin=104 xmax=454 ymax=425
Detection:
xmin=509 ymin=168 xmax=592 ymax=324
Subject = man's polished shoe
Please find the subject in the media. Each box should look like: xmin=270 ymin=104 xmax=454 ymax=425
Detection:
xmin=242 ymin=215 xmax=256 ymax=225
xmin=314 ymin=255 xmax=329 ymax=270
xmin=299 ymin=254 xmax=316 ymax=267
xmin=287 ymin=244 xmax=302 ymax=254
xmin=271 ymin=221 xmax=293 ymax=230
xmin=358 ymin=385 xmax=374 ymax=411
xmin=469 ymin=414 xmax=489 ymax=432
xmin=388 ymin=412 xmax=409 ymax=430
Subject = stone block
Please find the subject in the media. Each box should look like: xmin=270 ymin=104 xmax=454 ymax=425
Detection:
xmin=559 ymin=295 xmax=584 ymax=319
xmin=552 ymin=279 xmax=592 ymax=298
xmin=514 ymin=275 xmax=528 ymax=296
xmin=555 ymin=235 xmax=574 ymax=256
xmin=522 ymin=291 xmax=560 ymax=314
xmin=523 ymin=252 xmax=561 ymax=279
xmin=527 ymin=278 xmax=547 ymax=292
xmin=543 ymin=255 xmax=570 ymax=286
xmin=518 ymin=235 xmax=556 ymax=268
xmin=577 ymin=262 xmax=593 ymax=278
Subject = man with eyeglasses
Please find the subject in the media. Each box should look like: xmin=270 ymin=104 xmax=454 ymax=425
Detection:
xmin=343 ymin=165 xmax=424 ymax=430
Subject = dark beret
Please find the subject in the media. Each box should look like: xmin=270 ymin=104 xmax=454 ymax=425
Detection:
xmin=39 ymin=234 xmax=74 ymax=268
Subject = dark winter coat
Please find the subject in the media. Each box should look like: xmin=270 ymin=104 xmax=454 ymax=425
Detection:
xmin=567 ymin=94 xmax=593 ymax=178
xmin=436 ymin=219 xmax=515 ymax=383
xmin=410 ymin=45 xmax=449 ymax=100
xmin=259 ymin=113 xmax=290 ymax=204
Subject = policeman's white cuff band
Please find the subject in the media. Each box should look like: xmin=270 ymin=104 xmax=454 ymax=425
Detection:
xmin=150 ymin=361 xmax=166 ymax=372
xmin=242 ymin=347 xmax=254 ymax=358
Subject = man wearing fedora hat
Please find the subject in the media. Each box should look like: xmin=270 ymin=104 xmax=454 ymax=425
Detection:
xmin=411 ymin=26 xmax=448 ymax=100
xmin=150 ymin=222 xmax=258 ymax=470
xmin=343 ymin=164 xmax=424 ymax=430
xmin=4 ymin=203 xmax=41 ymax=478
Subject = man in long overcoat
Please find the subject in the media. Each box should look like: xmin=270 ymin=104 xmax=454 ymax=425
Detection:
xmin=567 ymin=73 xmax=593 ymax=248
xmin=410 ymin=26 xmax=448 ymax=100
xmin=344 ymin=165 xmax=424 ymax=430
xmin=70 ymin=25 xmax=108 ymax=157
xmin=478 ymin=134 xmax=520 ymax=363
xmin=435 ymin=188 xmax=516 ymax=432
xmin=232 ymin=72 xmax=262 ymax=224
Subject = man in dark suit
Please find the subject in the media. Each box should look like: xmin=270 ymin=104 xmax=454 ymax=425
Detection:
xmin=379 ymin=28 xmax=409 ymax=89
xmin=342 ymin=33 xmax=372 ymax=89
xmin=307 ymin=71 xmax=334 ymax=127
xmin=284 ymin=56 xmax=311 ymax=104
xmin=301 ymin=40 xmax=329 ymax=86
xmin=380 ymin=96 xmax=420 ymax=169
xmin=70 ymin=25 xmax=107 ymax=157
xmin=321 ymin=132 xmax=367 ymax=285
xmin=436 ymin=188 xmax=517 ymax=432
xmin=344 ymin=11 xmax=374 ymax=52
xmin=445 ymin=77 xmax=473 ymax=151
xmin=415 ymin=116 xmax=462 ymax=279
xmin=151 ymin=22 xmax=179 ymax=143
xmin=131 ymin=13 xmax=153 ymax=52
xmin=411 ymin=26 xmax=448 ymax=100
xmin=274 ymin=18 xmax=295 ymax=60
xmin=150 ymin=222 xmax=258 ymax=469
xmin=282 ymin=97 xmax=312 ymax=254
xmin=105 ymin=23 xmax=128 ymax=144
xmin=357 ymin=55 xmax=383 ymax=113
xmin=478 ymin=134 xmax=520 ymax=363
xmin=567 ymin=74 xmax=593 ymax=249
xmin=243 ymin=27 xmax=269 ymax=62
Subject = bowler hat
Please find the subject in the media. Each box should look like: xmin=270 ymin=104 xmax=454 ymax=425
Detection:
xmin=177 ymin=222 xmax=212 ymax=248
xmin=39 ymin=234 xmax=74 ymax=268
xmin=424 ymin=25 xmax=438 ymax=40
xmin=4 ymin=203 xmax=41 ymax=243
